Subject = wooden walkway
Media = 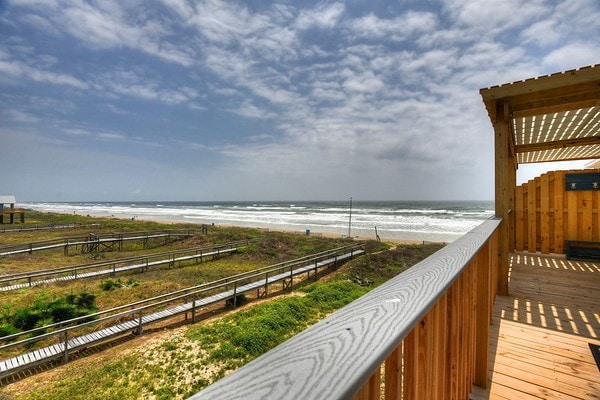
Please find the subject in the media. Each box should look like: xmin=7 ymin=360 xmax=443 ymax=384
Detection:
xmin=0 ymin=247 xmax=236 ymax=291
xmin=471 ymin=253 xmax=600 ymax=400
xmin=0 ymin=230 xmax=195 ymax=256
xmin=0 ymin=248 xmax=364 ymax=379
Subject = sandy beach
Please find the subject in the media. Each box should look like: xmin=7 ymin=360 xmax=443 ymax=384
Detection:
xmin=53 ymin=209 xmax=425 ymax=245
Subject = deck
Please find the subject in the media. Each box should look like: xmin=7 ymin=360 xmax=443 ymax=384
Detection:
xmin=471 ymin=253 xmax=600 ymax=400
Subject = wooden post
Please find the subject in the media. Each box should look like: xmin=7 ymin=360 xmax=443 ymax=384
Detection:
xmin=493 ymin=100 xmax=513 ymax=296
xmin=192 ymin=299 xmax=196 ymax=323
xmin=63 ymin=330 xmax=69 ymax=363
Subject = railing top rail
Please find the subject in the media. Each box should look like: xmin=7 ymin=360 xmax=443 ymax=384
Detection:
xmin=0 ymin=229 xmax=200 ymax=252
xmin=191 ymin=218 xmax=501 ymax=400
xmin=0 ymin=239 xmax=257 ymax=282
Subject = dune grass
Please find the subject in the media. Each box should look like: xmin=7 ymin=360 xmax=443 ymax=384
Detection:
xmin=0 ymin=212 xmax=443 ymax=400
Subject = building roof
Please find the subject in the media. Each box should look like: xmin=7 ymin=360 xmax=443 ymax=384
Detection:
xmin=480 ymin=64 xmax=600 ymax=164
xmin=0 ymin=196 xmax=16 ymax=204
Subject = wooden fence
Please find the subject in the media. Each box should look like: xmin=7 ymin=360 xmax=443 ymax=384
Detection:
xmin=192 ymin=218 xmax=501 ymax=400
xmin=514 ymin=169 xmax=600 ymax=254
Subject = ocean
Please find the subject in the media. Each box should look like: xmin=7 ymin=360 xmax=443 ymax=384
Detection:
xmin=21 ymin=200 xmax=494 ymax=243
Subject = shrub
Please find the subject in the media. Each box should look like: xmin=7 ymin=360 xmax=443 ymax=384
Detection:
xmin=100 ymin=279 xmax=121 ymax=291
xmin=0 ymin=323 xmax=20 ymax=338
xmin=12 ymin=307 xmax=42 ymax=331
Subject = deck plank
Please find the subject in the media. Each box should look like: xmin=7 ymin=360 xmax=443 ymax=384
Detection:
xmin=473 ymin=253 xmax=600 ymax=400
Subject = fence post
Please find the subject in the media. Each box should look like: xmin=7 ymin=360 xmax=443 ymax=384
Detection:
xmin=63 ymin=330 xmax=69 ymax=363
xmin=233 ymin=281 xmax=238 ymax=308
xmin=264 ymin=272 xmax=269 ymax=297
xmin=192 ymin=299 xmax=196 ymax=323
xmin=137 ymin=311 xmax=143 ymax=335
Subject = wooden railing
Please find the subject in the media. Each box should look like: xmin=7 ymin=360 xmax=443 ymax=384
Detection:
xmin=191 ymin=218 xmax=501 ymax=400
xmin=0 ymin=229 xmax=198 ymax=256
xmin=0 ymin=240 xmax=254 ymax=290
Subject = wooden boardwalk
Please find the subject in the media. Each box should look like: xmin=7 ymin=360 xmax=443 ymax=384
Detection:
xmin=0 ymin=230 xmax=195 ymax=256
xmin=471 ymin=253 xmax=600 ymax=400
xmin=0 ymin=248 xmax=364 ymax=379
xmin=0 ymin=247 xmax=236 ymax=291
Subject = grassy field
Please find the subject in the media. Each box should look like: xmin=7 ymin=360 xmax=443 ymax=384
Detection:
xmin=0 ymin=211 xmax=443 ymax=399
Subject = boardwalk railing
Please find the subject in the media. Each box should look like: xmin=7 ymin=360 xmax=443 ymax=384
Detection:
xmin=0 ymin=244 xmax=365 ymax=378
xmin=0 ymin=223 xmax=99 ymax=234
xmin=0 ymin=240 xmax=255 ymax=291
xmin=192 ymin=218 xmax=501 ymax=400
xmin=0 ymin=229 xmax=198 ymax=256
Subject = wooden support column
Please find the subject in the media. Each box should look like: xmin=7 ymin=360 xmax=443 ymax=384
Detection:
xmin=493 ymin=100 xmax=514 ymax=296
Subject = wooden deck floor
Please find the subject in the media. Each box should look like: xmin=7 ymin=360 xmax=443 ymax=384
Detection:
xmin=471 ymin=253 xmax=600 ymax=400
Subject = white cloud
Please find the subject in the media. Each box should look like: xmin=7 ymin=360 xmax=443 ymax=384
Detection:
xmin=542 ymin=43 xmax=600 ymax=70
xmin=0 ymin=57 xmax=88 ymax=89
xmin=347 ymin=11 xmax=437 ymax=41
xmin=443 ymin=0 xmax=549 ymax=32
xmin=6 ymin=109 xmax=38 ymax=123
xmin=295 ymin=3 xmax=345 ymax=30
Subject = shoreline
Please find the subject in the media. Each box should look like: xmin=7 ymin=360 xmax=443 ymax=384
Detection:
xmin=43 ymin=210 xmax=428 ymax=245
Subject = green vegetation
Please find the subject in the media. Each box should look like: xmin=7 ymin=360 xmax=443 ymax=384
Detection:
xmin=0 ymin=292 xmax=97 ymax=337
xmin=341 ymin=242 xmax=445 ymax=287
xmin=11 ymin=281 xmax=368 ymax=400
xmin=0 ymin=211 xmax=444 ymax=400
xmin=99 ymin=278 xmax=139 ymax=291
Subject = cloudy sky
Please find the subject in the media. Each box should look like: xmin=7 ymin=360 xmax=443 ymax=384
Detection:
xmin=1 ymin=0 xmax=598 ymax=202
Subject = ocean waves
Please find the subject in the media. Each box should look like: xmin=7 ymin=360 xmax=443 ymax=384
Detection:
xmin=22 ymin=201 xmax=494 ymax=243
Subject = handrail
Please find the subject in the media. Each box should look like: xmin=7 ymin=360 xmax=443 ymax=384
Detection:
xmin=0 ymin=239 xmax=256 ymax=286
xmin=191 ymin=218 xmax=501 ymax=400
xmin=0 ymin=229 xmax=198 ymax=256
xmin=0 ymin=243 xmax=365 ymax=351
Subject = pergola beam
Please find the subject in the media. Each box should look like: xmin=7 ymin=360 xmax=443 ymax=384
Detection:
xmin=515 ymin=136 xmax=600 ymax=154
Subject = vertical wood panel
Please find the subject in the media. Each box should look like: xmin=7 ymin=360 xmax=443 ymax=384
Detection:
xmin=403 ymin=327 xmax=418 ymax=400
xmin=469 ymin=262 xmax=477 ymax=392
xmin=515 ymin=185 xmax=524 ymax=251
xmin=475 ymin=243 xmax=491 ymax=388
xmin=581 ymin=191 xmax=593 ymax=241
xmin=527 ymin=180 xmax=537 ymax=252
xmin=447 ymin=279 xmax=460 ymax=400
xmin=353 ymin=369 xmax=380 ymax=400
xmin=540 ymin=173 xmax=550 ymax=253
xmin=384 ymin=345 xmax=402 ymax=400
xmin=432 ymin=294 xmax=448 ymax=400
xmin=592 ymin=190 xmax=600 ymax=242
xmin=567 ymin=189 xmax=578 ymax=240
xmin=554 ymin=172 xmax=564 ymax=253
xmin=418 ymin=312 xmax=432 ymax=398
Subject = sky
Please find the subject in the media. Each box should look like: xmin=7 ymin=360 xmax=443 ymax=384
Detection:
xmin=1 ymin=0 xmax=598 ymax=202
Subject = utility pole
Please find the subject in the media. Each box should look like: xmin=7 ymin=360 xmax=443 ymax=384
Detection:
xmin=348 ymin=196 xmax=352 ymax=238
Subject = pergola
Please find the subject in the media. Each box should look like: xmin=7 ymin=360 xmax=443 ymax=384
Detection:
xmin=480 ymin=64 xmax=600 ymax=295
